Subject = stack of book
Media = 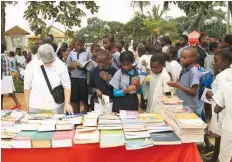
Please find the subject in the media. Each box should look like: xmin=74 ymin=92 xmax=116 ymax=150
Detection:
xmin=51 ymin=130 xmax=75 ymax=148
xmin=11 ymin=130 xmax=75 ymax=148
xmin=120 ymin=110 xmax=153 ymax=150
xmin=74 ymin=128 xmax=99 ymax=144
xmin=139 ymin=113 xmax=172 ymax=133
xmin=74 ymin=112 xmax=100 ymax=144
xmin=82 ymin=112 xmax=100 ymax=127
xmin=2 ymin=110 xmax=26 ymax=123
xmin=98 ymin=114 xmax=122 ymax=130
xmin=157 ymin=96 xmax=207 ymax=143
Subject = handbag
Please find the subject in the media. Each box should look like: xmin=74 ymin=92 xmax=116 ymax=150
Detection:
xmin=41 ymin=65 xmax=64 ymax=104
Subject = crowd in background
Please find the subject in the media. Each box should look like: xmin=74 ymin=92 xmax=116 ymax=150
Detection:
xmin=1 ymin=32 xmax=232 ymax=162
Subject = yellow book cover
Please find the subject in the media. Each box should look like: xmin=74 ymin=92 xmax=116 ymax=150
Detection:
xmin=175 ymin=113 xmax=198 ymax=119
xmin=144 ymin=75 xmax=151 ymax=82
xmin=139 ymin=113 xmax=164 ymax=122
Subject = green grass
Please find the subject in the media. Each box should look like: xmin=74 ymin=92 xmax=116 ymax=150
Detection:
xmin=13 ymin=79 xmax=24 ymax=93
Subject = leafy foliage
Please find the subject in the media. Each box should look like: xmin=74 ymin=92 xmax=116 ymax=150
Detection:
xmin=171 ymin=2 xmax=226 ymax=39
xmin=76 ymin=17 xmax=126 ymax=43
xmin=130 ymin=1 xmax=150 ymax=14
xmin=164 ymin=1 xmax=226 ymax=15
xmin=24 ymin=1 xmax=99 ymax=37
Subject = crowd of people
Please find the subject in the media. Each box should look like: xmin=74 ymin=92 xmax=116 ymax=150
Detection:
xmin=1 ymin=32 xmax=232 ymax=162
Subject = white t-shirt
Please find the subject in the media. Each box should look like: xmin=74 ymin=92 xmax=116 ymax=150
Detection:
xmin=15 ymin=55 xmax=26 ymax=67
xmin=162 ymin=45 xmax=170 ymax=53
xmin=137 ymin=54 xmax=152 ymax=72
xmin=24 ymin=57 xmax=71 ymax=110
xmin=147 ymin=68 xmax=171 ymax=112
xmin=166 ymin=60 xmax=182 ymax=80
xmin=212 ymin=68 xmax=232 ymax=160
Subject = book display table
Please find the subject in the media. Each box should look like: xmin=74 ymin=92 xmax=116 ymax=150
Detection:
xmin=2 ymin=143 xmax=201 ymax=162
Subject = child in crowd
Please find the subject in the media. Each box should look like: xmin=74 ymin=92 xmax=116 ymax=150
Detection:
xmin=166 ymin=46 xmax=182 ymax=81
xmin=66 ymin=37 xmax=91 ymax=113
xmin=114 ymin=42 xmax=123 ymax=53
xmin=103 ymin=35 xmax=120 ymax=70
xmin=8 ymin=51 xmax=18 ymax=79
xmin=110 ymin=51 xmax=143 ymax=112
xmin=56 ymin=43 xmax=69 ymax=62
xmin=205 ymin=47 xmax=232 ymax=162
xmin=167 ymin=47 xmax=199 ymax=112
xmin=147 ymin=53 xmax=171 ymax=113
xmin=90 ymin=43 xmax=101 ymax=68
xmin=31 ymin=44 xmax=39 ymax=60
xmin=204 ymin=42 xmax=218 ymax=73
xmin=89 ymin=49 xmax=117 ymax=110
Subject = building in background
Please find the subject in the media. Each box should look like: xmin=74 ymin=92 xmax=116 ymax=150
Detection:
xmin=5 ymin=25 xmax=30 ymax=51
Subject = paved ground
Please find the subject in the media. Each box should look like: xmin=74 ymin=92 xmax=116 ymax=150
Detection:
xmin=2 ymin=93 xmax=25 ymax=110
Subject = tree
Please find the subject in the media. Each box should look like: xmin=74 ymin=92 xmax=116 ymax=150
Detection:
xmin=76 ymin=17 xmax=126 ymax=43
xmin=163 ymin=1 xmax=225 ymax=15
xmin=147 ymin=4 xmax=169 ymax=21
xmin=1 ymin=1 xmax=17 ymax=41
xmin=130 ymin=1 xmax=150 ymax=14
xmin=124 ymin=12 xmax=149 ymax=41
xmin=164 ymin=2 xmax=226 ymax=39
xmin=76 ymin=17 xmax=105 ymax=43
xmin=23 ymin=1 xmax=99 ymax=37
xmin=1 ymin=1 xmax=99 ymax=41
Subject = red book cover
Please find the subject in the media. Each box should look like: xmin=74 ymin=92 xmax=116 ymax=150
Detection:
xmin=52 ymin=130 xmax=75 ymax=140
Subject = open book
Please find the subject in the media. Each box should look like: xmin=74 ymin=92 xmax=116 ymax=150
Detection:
xmin=75 ymin=60 xmax=91 ymax=69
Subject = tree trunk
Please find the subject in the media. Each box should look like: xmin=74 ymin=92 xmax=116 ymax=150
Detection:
xmin=1 ymin=1 xmax=6 ymax=42
xmin=227 ymin=2 xmax=231 ymax=34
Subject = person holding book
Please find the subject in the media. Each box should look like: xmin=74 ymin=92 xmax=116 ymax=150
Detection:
xmin=146 ymin=53 xmax=171 ymax=113
xmin=24 ymin=44 xmax=72 ymax=114
xmin=212 ymin=49 xmax=232 ymax=162
xmin=167 ymin=47 xmax=199 ymax=112
xmin=89 ymin=49 xmax=117 ymax=110
xmin=205 ymin=47 xmax=232 ymax=162
xmin=110 ymin=51 xmax=143 ymax=112
xmin=66 ymin=37 xmax=91 ymax=113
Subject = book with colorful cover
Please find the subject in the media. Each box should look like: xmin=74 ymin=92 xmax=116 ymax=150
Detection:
xmin=159 ymin=96 xmax=183 ymax=105
xmin=100 ymin=130 xmax=125 ymax=148
xmin=52 ymin=130 xmax=75 ymax=148
xmin=175 ymin=113 xmax=198 ymax=119
xmin=150 ymin=131 xmax=181 ymax=145
xmin=119 ymin=110 xmax=139 ymax=119
xmin=139 ymin=113 xmax=164 ymax=123
xmin=32 ymin=131 xmax=55 ymax=148
xmin=125 ymin=138 xmax=153 ymax=150
xmin=12 ymin=131 xmax=38 ymax=148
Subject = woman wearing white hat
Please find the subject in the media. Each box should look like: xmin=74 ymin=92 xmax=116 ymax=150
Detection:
xmin=24 ymin=44 xmax=73 ymax=114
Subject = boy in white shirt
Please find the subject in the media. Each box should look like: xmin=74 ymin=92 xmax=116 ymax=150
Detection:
xmin=212 ymin=48 xmax=232 ymax=162
xmin=137 ymin=45 xmax=162 ymax=109
xmin=147 ymin=53 xmax=171 ymax=113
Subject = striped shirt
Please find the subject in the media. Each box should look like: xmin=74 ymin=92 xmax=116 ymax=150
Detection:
xmin=1 ymin=53 xmax=12 ymax=76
